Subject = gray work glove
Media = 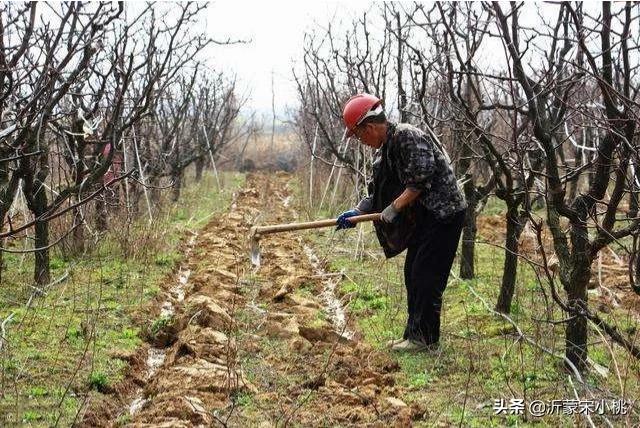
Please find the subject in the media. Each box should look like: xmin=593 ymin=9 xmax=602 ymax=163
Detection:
xmin=380 ymin=203 xmax=400 ymax=223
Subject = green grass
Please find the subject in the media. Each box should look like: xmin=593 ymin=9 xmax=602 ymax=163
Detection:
xmin=149 ymin=315 xmax=173 ymax=334
xmin=308 ymin=214 xmax=640 ymax=427
xmin=87 ymin=371 xmax=110 ymax=392
xmin=0 ymin=171 xmax=244 ymax=426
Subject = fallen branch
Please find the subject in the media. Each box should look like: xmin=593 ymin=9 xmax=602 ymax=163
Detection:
xmin=0 ymin=312 xmax=16 ymax=353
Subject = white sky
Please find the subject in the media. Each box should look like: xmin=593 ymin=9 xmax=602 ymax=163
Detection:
xmin=204 ymin=1 xmax=375 ymax=120
xmin=201 ymin=2 xmax=627 ymax=124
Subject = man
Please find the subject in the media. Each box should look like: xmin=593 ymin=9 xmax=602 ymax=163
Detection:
xmin=336 ymin=93 xmax=467 ymax=352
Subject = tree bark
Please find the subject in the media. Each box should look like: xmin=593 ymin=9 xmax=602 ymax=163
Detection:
xmin=195 ymin=156 xmax=204 ymax=182
xmin=564 ymin=204 xmax=592 ymax=372
xmin=171 ymin=170 xmax=183 ymax=202
xmin=495 ymin=209 xmax=524 ymax=313
xmin=628 ymin=180 xmax=638 ymax=218
xmin=457 ymin=119 xmax=476 ymax=279
xmin=71 ymin=205 xmax=85 ymax=254
xmin=459 ymin=196 xmax=476 ymax=279
xmin=565 ymin=273 xmax=589 ymax=372
xmin=95 ymin=196 xmax=108 ymax=232
xmin=33 ymin=187 xmax=50 ymax=286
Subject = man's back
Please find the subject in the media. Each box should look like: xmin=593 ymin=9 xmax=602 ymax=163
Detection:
xmin=386 ymin=122 xmax=467 ymax=221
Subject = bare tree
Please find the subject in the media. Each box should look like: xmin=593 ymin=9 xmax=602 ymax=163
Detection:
xmin=0 ymin=2 xmax=234 ymax=287
xmin=493 ymin=1 xmax=640 ymax=371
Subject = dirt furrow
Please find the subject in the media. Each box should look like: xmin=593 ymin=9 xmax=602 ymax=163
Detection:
xmin=222 ymin=173 xmax=416 ymax=426
xmin=121 ymin=182 xmax=269 ymax=427
xmin=89 ymin=172 xmax=417 ymax=427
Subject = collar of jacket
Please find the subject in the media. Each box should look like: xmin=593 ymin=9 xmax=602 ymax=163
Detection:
xmin=384 ymin=121 xmax=397 ymax=147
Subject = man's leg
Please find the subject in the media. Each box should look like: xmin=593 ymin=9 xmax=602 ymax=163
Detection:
xmin=403 ymin=244 xmax=418 ymax=340
xmin=409 ymin=210 xmax=465 ymax=345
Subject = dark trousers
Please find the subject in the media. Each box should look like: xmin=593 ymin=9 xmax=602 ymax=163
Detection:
xmin=402 ymin=207 xmax=465 ymax=345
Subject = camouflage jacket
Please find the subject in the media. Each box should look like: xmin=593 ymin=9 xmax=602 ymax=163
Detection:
xmin=357 ymin=122 xmax=467 ymax=258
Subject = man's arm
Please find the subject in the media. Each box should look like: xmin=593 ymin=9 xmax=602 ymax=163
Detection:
xmin=380 ymin=187 xmax=422 ymax=223
xmin=393 ymin=187 xmax=422 ymax=211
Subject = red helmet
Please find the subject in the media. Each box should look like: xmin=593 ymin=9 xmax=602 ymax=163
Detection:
xmin=342 ymin=93 xmax=382 ymax=137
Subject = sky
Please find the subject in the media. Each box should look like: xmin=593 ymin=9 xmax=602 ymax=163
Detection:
xmin=204 ymin=1 xmax=374 ymax=120
xmin=201 ymin=2 xmax=620 ymax=125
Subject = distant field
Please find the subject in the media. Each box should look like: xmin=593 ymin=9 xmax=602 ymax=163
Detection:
xmin=221 ymin=131 xmax=304 ymax=171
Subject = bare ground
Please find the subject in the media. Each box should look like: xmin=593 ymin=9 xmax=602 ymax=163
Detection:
xmin=81 ymin=172 xmax=416 ymax=427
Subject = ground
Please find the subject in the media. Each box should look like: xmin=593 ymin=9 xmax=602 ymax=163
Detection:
xmin=3 ymin=172 xmax=638 ymax=427
xmin=90 ymin=172 xmax=640 ymax=427
xmin=81 ymin=173 xmax=415 ymax=426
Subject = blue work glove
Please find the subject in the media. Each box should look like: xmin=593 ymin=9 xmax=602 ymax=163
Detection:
xmin=380 ymin=203 xmax=400 ymax=223
xmin=336 ymin=209 xmax=359 ymax=230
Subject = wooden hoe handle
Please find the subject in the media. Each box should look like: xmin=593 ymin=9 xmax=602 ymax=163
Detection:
xmin=252 ymin=213 xmax=380 ymax=236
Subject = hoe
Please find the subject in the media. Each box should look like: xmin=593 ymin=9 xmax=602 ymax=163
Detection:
xmin=249 ymin=213 xmax=380 ymax=267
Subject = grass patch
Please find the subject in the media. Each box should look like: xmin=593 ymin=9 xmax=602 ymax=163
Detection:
xmin=87 ymin=371 xmax=110 ymax=392
xmin=309 ymin=211 xmax=640 ymax=427
xmin=0 ymin=171 xmax=244 ymax=426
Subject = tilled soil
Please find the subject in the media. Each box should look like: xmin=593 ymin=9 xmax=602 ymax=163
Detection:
xmin=79 ymin=174 xmax=640 ymax=427
xmin=84 ymin=172 xmax=416 ymax=427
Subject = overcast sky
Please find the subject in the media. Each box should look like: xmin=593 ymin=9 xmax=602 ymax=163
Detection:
xmin=201 ymin=2 xmax=616 ymax=124
xmin=204 ymin=1 xmax=375 ymax=120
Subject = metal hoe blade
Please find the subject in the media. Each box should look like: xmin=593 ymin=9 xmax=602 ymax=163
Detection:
xmin=249 ymin=227 xmax=261 ymax=268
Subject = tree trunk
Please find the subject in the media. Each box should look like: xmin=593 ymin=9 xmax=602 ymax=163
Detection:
xmin=459 ymin=197 xmax=476 ymax=279
xmin=565 ymin=274 xmax=589 ymax=372
xmin=33 ymin=188 xmax=50 ymax=286
xmin=235 ymin=133 xmax=252 ymax=170
xmin=150 ymin=175 xmax=162 ymax=204
xmin=567 ymin=146 xmax=582 ymax=203
xmin=171 ymin=170 xmax=183 ymax=202
xmin=634 ymin=250 xmax=640 ymax=294
xmin=457 ymin=115 xmax=476 ymax=279
xmin=195 ymin=157 xmax=204 ymax=182
xmin=495 ymin=209 xmax=524 ymax=313
xmin=564 ymin=213 xmax=591 ymax=372
xmin=0 ymin=239 xmax=5 ymax=285
xmin=95 ymin=195 xmax=108 ymax=232
xmin=628 ymin=184 xmax=638 ymax=218
xmin=69 ymin=205 xmax=85 ymax=254
xmin=130 ymin=186 xmax=141 ymax=216
xmin=0 ymin=165 xmax=21 ymax=280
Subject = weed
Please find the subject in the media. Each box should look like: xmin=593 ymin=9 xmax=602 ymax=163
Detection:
xmin=233 ymin=391 xmax=254 ymax=408
xmin=154 ymin=253 xmax=179 ymax=267
xmin=120 ymin=328 xmax=138 ymax=340
xmin=50 ymin=257 xmax=67 ymax=270
xmin=88 ymin=371 xmax=110 ymax=392
xmin=0 ymin=171 xmax=244 ymax=424
xmin=150 ymin=315 xmax=173 ymax=335
xmin=22 ymin=411 xmax=43 ymax=423
xmin=308 ymin=210 xmax=640 ymax=426
xmin=144 ymin=286 xmax=160 ymax=298
xmin=28 ymin=386 xmax=48 ymax=398
xmin=115 ymin=413 xmax=132 ymax=426
xmin=66 ymin=326 xmax=83 ymax=341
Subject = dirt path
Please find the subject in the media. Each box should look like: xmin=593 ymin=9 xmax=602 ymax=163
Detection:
xmin=88 ymin=173 xmax=415 ymax=427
